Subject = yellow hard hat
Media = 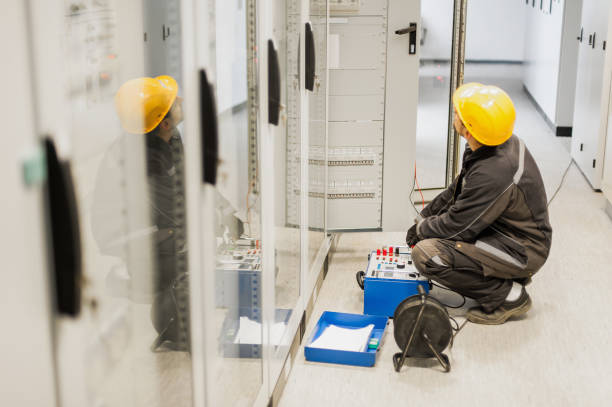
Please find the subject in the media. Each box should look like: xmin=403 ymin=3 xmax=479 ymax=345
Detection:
xmin=114 ymin=75 xmax=178 ymax=134
xmin=452 ymin=82 xmax=516 ymax=146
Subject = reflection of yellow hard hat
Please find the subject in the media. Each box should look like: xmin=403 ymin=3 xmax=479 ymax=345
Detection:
xmin=452 ymin=82 xmax=516 ymax=146
xmin=115 ymin=75 xmax=178 ymax=134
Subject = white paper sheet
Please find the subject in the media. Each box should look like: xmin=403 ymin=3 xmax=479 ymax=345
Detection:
xmin=309 ymin=324 xmax=374 ymax=352
xmin=233 ymin=316 xmax=286 ymax=345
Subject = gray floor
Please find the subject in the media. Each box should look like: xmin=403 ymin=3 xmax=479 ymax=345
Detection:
xmin=279 ymin=73 xmax=612 ymax=406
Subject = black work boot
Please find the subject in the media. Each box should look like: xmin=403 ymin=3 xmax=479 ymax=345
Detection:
xmin=467 ymin=287 xmax=532 ymax=325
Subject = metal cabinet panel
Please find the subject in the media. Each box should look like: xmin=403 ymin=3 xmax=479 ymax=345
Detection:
xmin=329 ymin=16 xmax=387 ymax=69
xmin=571 ymin=0 xmax=611 ymax=188
xmin=327 ymin=200 xmax=381 ymax=229
xmin=326 ymin=0 xmax=419 ymax=231
xmin=328 ymin=121 xmax=384 ymax=146
xmin=329 ymin=69 xmax=386 ymax=96
xmin=329 ymin=95 xmax=385 ymax=121
xmin=330 ymin=0 xmax=388 ymax=16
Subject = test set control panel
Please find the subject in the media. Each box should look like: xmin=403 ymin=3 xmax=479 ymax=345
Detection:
xmin=366 ymin=245 xmax=427 ymax=282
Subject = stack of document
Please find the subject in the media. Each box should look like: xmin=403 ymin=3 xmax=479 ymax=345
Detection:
xmin=233 ymin=317 xmax=287 ymax=345
xmin=309 ymin=324 xmax=374 ymax=352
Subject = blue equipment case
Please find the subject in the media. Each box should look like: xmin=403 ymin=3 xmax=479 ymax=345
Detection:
xmin=363 ymin=245 xmax=430 ymax=317
xmin=304 ymin=311 xmax=388 ymax=367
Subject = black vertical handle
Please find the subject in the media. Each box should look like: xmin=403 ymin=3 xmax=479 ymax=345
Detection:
xmin=577 ymin=27 xmax=583 ymax=42
xmin=305 ymin=22 xmax=316 ymax=91
xmin=268 ymin=40 xmax=281 ymax=125
xmin=409 ymin=22 xmax=417 ymax=54
xmin=200 ymin=69 xmax=219 ymax=185
xmin=395 ymin=23 xmax=418 ymax=55
xmin=44 ymin=138 xmax=82 ymax=317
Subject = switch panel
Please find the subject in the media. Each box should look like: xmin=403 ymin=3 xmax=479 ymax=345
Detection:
xmin=328 ymin=3 xmax=388 ymax=230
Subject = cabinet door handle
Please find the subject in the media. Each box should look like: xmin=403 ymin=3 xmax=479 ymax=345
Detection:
xmin=199 ymin=69 xmax=219 ymax=185
xmin=305 ymin=22 xmax=316 ymax=91
xmin=395 ymin=26 xmax=416 ymax=35
xmin=44 ymin=138 xmax=82 ymax=317
xmin=395 ymin=22 xmax=417 ymax=54
xmin=268 ymin=39 xmax=281 ymax=125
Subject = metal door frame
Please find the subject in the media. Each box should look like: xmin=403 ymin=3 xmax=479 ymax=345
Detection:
xmin=446 ymin=0 xmax=468 ymax=186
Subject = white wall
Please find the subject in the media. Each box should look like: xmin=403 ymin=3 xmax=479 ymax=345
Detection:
xmin=420 ymin=0 xmax=526 ymax=61
xmin=465 ymin=0 xmax=526 ymax=61
xmin=523 ymin=0 xmax=581 ymax=127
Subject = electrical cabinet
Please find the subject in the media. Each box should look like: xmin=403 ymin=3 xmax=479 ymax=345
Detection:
xmin=327 ymin=0 xmax=420 ymax=231
xmin=601 ymin=5 xmax=612 ymax=213
xmin=14 ymin=0 xmax=424 ymax=404
xmin=571 ymin=0 xmax=611 ymax=189
xmin=20 ymin=0 xmax=331 ymax=406
xmin=327 ymin=8 xmax=387 ymax=230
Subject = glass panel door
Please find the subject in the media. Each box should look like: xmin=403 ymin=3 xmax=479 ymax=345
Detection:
xmin=206 ymin=0 xmax=265 ymax=404
xmin=56 ymin=0 xmax=194 ymax=405
xmin=308 ymin=0 xmax=327 ymax=270
xmin=416 ymin=0 xmax=454 ymax=190
xmin=271 ymin=0 xmax=302 ymax=350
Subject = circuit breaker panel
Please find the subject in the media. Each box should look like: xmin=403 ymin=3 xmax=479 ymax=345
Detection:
xmin=287 ymin=0 xmax=418 ymax=232
xmin=327 ymin=0 xmax=388 ymax=230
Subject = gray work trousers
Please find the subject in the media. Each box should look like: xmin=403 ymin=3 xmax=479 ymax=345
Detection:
xmin=412 ymin=238 xmax=514 ymax=312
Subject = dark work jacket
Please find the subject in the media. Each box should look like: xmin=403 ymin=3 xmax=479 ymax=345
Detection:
xmin=145 ymin=131 xmax=186 ymax=253
xmin=91 ymin=130 xmax=186 ymax=293
xmin=416 ymin=135 xmax=552 ymax=278
xmin=145 ymin=131 xmax=187 ymax=291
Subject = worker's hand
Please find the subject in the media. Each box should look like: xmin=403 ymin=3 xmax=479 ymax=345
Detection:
xmin=405 ymin=224 xmax=419 ymax=247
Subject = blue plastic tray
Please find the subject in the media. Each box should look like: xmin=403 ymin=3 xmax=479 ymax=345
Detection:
xmin=304 ymin=311 xmax=388 ymax=367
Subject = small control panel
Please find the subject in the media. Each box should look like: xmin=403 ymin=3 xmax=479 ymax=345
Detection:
xmin=365 ymin=245 xmax=426 ymax=281
xmin=217 ymin=239 xmax=262 ymax=272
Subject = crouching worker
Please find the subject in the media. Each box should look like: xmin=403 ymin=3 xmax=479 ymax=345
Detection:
xmin=406 ymin=83 xmax=552 ymax=325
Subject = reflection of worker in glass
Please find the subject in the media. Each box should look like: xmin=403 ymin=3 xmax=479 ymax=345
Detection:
xmin=114 ymin=75 xmax=189 ymax=350
xmin=115 ymin=75 xmax=186 ymax=287
xmin=406 ymin=83 xmax=552 ymax=325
